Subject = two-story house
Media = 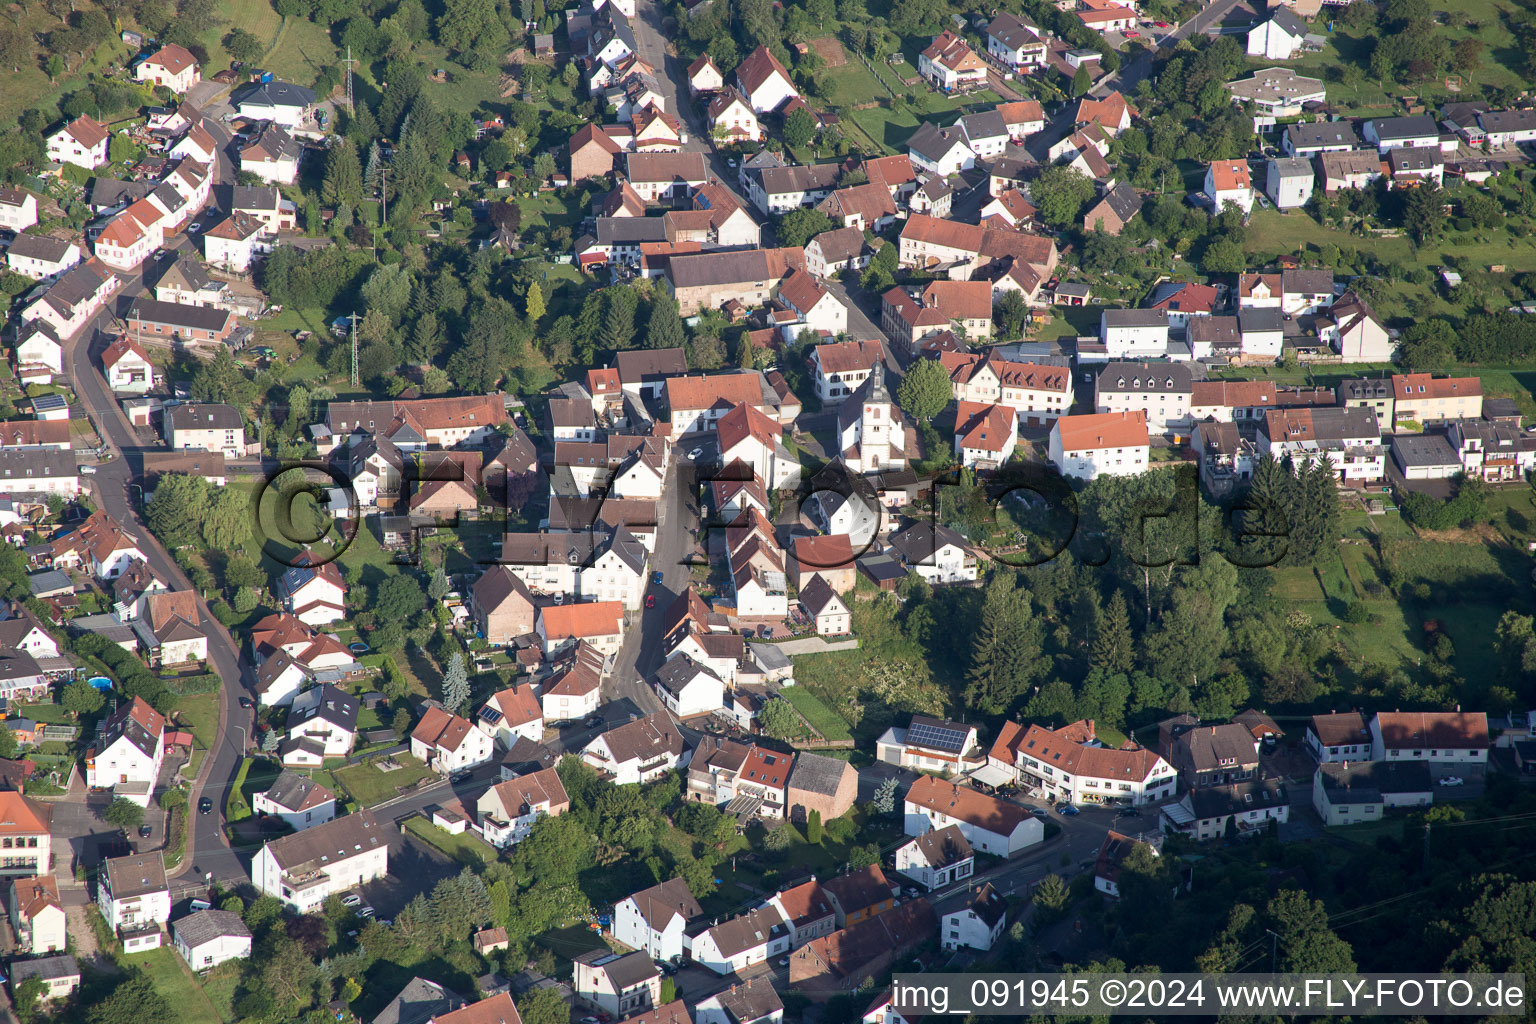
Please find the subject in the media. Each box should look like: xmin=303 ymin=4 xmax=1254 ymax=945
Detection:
xmin=476 ymin=767 xmax=570 ymax=848
xmin=411 ymin=707 xmax=496 ymax=774
xmin=581 ymin=712 xmax=690 ymax=785
xmin=894 ymin=825 xmax=973 ymax=892
xmin=0 ymin=794 xmax=51 ymax=878
xmin=84 ymin=697 xmax=165 ymax=807
xmin=574 ymin=949 xmax=662 ymax=1017
xmin=614 ymin=878 xmax=702 ymax=962
xmin=252 ymin=771 xmax=337 ymax=832
xmin=903 ymin=776 xmax=1043 ymax=857
xmin=96 ymin=852 xmax=170 ymax=942
xmin=252 ymin=811 xmax=388 ymax=913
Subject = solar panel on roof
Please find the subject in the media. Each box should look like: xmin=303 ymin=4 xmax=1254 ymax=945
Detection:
xmin=907 ymin=719 xmax=969 ymax=753
xmin=478 ymin=706 xmax=503 ymax=725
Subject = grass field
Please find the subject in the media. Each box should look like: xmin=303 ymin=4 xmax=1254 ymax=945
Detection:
xmin=225 ymin=757 xmax=281 ymax=822
xmin=781 ymin=686 xmax=854 ymax=742
xmin=171 ymin=692 xmax=223 ymax=777
xmin=404 ymin=816 xmax=494 ymax=868
xmin=325 ymin=754 xmax=436 ymax=806
xmin=125 ymin=946 xmax=228 ymax=1024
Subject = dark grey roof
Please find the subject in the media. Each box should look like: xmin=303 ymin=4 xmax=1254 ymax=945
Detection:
xmin=957 ymin=110 xmax=1007 ymax=142
xmin=88 ymin=177 xmax=156 ymax=211
xmin=1268 ymin=157 xmax=1313 ymax=179
xmin=1266 ymin=6 xmax=1307 ymax=37
xmin=167 ymin=403 xmax=242 ymax=432
xmin=370 ymin=977 xmax=468 ymax=1024
xmin=173 ymin=908 xmax=251 ymax=948
xmin=104 ymin=851 xmax=167 ymax=900
xmin=1286 ymin=122 xmax=1361 ymax=150
xmin=1186 ymin=778 xmax=1286 ymax=819
xmin=231 ymin=184 xmax=282 ymax=212
xmin=232 ymin=79 xmax=317 ymax=109
xmin=1389 ymin=147 xmax=1443 ymax=171
xmin=711 ymin=978 xmax=784 ymax=1024
xmin=128 ymin=297 xmax=234 ymax=333
xmin=654 ymin=653 xmax=722 ymax=696
xmin=0 ymin=448 xmax=77 ymax=489
xmin=1173 ymin=723 xmax=1258 ymax=773
xmin=7 ymin=232 xmax=75 ymax=263
xmin=1101 ymin=308 xmax=1168 ymax=328
xmin=797 ymin=575 xmax=843 ymax=617
xmin=757 ymin=163 xmax=841 ymax=195
xmin=10 ymin=955 xmax=78 ymax=984
xmin=1092 ymin=182 xmax=1142 ymax=223
xmin=1096 ymin=361 xmax=1192 ymax=395
xmin=1316 ymin=760 xmax=1432 ymax=804
xmin=595 ymin=217 xmax=669 ymax=244
xmin=262 ymin=809 xmax=382 ymax=872
xmin=1478 ymin=108 xmax=1536 ymax=134
xmin=1239 ymin=307 xmax=1284 ymax=333
xmin=156 ymin=254 xmax=215 ymax=294
xmin=259 ymin=769 xmax=335 ymax=813
xmin=573 ymin=948 xmax=660 ymax=989
xmin=888 ymin=522 xmax=969 ymax=566
xmin=908 ymin=122 xmax=966 ymax=163
xmin=936 ymin=881 xmax=1007 ymax=929
xmin=1390 ymin=432 xmax=1460 ymax=468
xmin=905 ymin=822 xmax=972 ymax=867
xmin=786 ymin=751 xmax=848 ymax=796
xmin=1371 ymin=114 xmax=1438 ymax=141
xmin=288 ymin=684 xmax=358 ymax=733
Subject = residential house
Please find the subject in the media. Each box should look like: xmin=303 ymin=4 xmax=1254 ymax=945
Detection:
xmin=476 ymin=767 xmax=569 ymax=848
xmin=654 ymin=655 xmax=726 ymax=719
xmin=9 ymin=956 xmax=79 ymax=1003
xmin=1159 ymin=780 xmax=1290 ymax=841
xmin=748 ymin=164 xmax=842 ymax=215
xmin=736 ymin=46 xmax=799 ymax=113
xmin=766 ymin=879 xmax=836 ymax=949
xmin=1446 ymin=418 xmax=1536 ymax=482
xmin=153 ymin=256 xmax=229 ymax=309
xmin=1388 ymin=146 xmax=1444 ymax=187
xmin=952 ymin=396 xmax=1020 ymax=467
xmin=20 ymin=259 xmax=116 ymax=338
xmin=540 ymin=642 xmax=605 ymax=723
xmin=6 ymin=233 xmax=80 ymax=280
xmin=1364 ymin=115 xmax=1441 ymax=153
xmin=817 ymin=183 xmax=898 ymax=232
xmin=173 ymin=909 xmax=252 ymax=970
xmin=810 ymin=340 xmax=885 ymax=405
xmin=798 ymin=576 xmax=851 ymax=636
xmin=1313 ymin=760 xmax=1434 ymax=826
xmin=903 ymin=776 xmax=1043 ymax=857
xmin=941 ymin=352 xmax=1072 ymax=425
xmin=279 ymin=555 xmax=347 ymax=626
xmin=252 ymin=811 xmax=388 ymax=913
xmin=1369 ymin=711 xmax=1488 ymax=763
xmin=1391 ymin=374 xmax=1482 ymax=426
xmin=1267 ymin=156 xmax=1315 ymax=208
xmin=895 ymin=213 xmax=1058 ymax=282
xmin=707 ymin=88 xmax=761 ymax=144
xmin=886 ymin=522 xmax=977 ymax=584
xmin=411 ymin=707 xmax=496 ymax=774
xmin=1093 ymin=830 xmax=1156 ymax=897
xmin=776 ymin=269 xmax=848 ymax=339
xmin=615 ymin=878 xmax=702 ymax=962
xmin=231 ymin=184 xmax=297 ymax=234
xmin=139 ymin=590 xmax=206 ymax=666
xmin=805 ymin=227 xmax=872 ymax=278
xmin=1306 ymin=711 xmax=1372 ymax=763
xmin=1259 ymin=406 xmax=1384 ymax=481
xmin=1082 ymin=182 xmax=1142 ymax=235
xmin=252 ymin=771 xmax=337 ymax=831
xmin=165 ymin=403 xmax=244 ymax=458
xmin=1048 ymin=411 xmax=1149 ymax=480
xmin=937 ymin=882 xmax=1007 ymax=951
xmin=1285 ymin=121 xmax=1362 ymax=157
xmin=13 ymin=321 xmax=62 ymax=385
xmin=1094 ymin=361 xmax=1193 ymax=436
xmin=688 ymin=906 xmax=789 ymax=975
xmin=986 ymin=13 xmax=1046 ymax=70
xmin=822 ymin=865 xmax=896 ymax=927
xmin=97 ymin=852 xmax=169 ymax=936
xmin=8 ymin=875 xmax=65 ymax=955
xmin=907 ymin=122 xmax=976 ymax=176
xmin=283 ymin=684 xmax=358 ymax=763
xmin=1072 ymin=92 xmax=1136 ymax=136
xmin=694 ymin=981 xmax=784 ymax=1024
xmin=877 ymin=716 xmax=982 ymax=776
xmin=1099 ymin=309 xmax=1170 ymax=359
xmin=45 ymin=115 xmax=109 ymax=168
xmin=988 ymin=718 xmax=1176 ymax=806
xmin=687 ymin=55 xmax=725 ymax=95
xmin=433 ymin=994 xmax=528 ymax=1024
xmin=787 ymin=899 xmax=935 ymax=994
xmin=202 ymin=211 xmax=265 ymax=272
xmin=470 ymin=566 xmax=536 ymax=647
xmin=895 ymin=825 xmax=973 ymax=892
xmin=84 ymin=696 xmax=164 ymax=806
xmin=954 ymin=110 xmax=1008 ymax=161
xmin=575 ymin=949 xmax=662 ymax=1017
xmin=1225 ymin=67 xmax=1326 ymax=128
xmin=786 ymin=752 xmax=858 ymax=824
xmin=0 ymin=187 xmax=38 ymax=233
xmin=239 ymin=125 xmax=302 ymax=185
xmin=476 ymin=684 xmax=544 ymax=749
xmin=1205 ymin=159 xmax=1254 ymax=214
xmin=230 ymin=79 xmax=316 ymax=127
xmin=0 ymin=793 xmax=51 ymax=878
xmin=1170 ymin=722 xmax=1260 ymax=790
xmin=918 ymin=30 xmax=986 ymax=91
xmin=1318 ymin=290 xmax=1391 ymax=361
xmin=664 ymin=246 xmax=804 ymax=315
xmin=1319 ymin=149 xmax=1386 ymax=193
xmin=1246 ymin=7 xmax=1308 ymax=59
xmin=880 ymin=281 xmax=993 ymax=355
xmin=126 ymin=298 xmax=238 ymax=350
xmin=538 ymin=601 xmax=625 ymax=659
xmin=582 ymin=712 xmax=690 ymax=784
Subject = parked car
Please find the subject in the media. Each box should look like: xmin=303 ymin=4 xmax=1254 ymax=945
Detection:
xmin=1438 ymin=776 xmax=1465 ymax=786
xmin=1057 ymin=804 xmax=1080 ymax=816
xmin=645 ymin=594 xmax=656 ymax=608
xmin=238 ymin=696 xmax=253 ymax=709
xmin=651 ymin=571 xmax=664 ymax=586
xmin=358 ymin=906 xmax=376 ymax=918
xmin=342 ymin=894 xmax=363 ymax=907
xmin=687 ymin=447 xmax=704 ymax=459
xmin=138 ymin=824 xmax=152 ymax=838
xmin=189 ymin=899 xmax=211 ymax=912
xmin=198 ymin=797 xmax=213 ymax=814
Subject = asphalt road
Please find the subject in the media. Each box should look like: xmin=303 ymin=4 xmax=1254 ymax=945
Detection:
xmin=1095 ymin=0 xmax=1249 ymax=96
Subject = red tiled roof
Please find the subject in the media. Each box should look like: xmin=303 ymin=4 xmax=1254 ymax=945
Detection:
xmin=954 ymin=401 xmax=1015 ymax=453
xmin=1052 ymin=411 xmax=1148 ymax=452
xmin=737 ymin=45 xmax=794 ymax=98
xmin=1391 ymin=374 xmax=1482 ymax=401
xmin=540 ymin=601 xmax=624 ymax=639
xmin=1373 ymin=711 xmax=1488 ymax=750
xmin=145 ymin=43 xmax=198 ymax=74
xmin=412 ymin=706 xmax=480 ymax=753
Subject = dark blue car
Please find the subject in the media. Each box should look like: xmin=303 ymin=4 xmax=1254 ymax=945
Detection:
xmin=651 ymin=571 xmax=664 ymax=586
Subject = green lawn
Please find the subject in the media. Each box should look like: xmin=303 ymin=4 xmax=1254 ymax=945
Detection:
xmin=171 ymin=692 xmax=223 ymax=778
xmin=404 ymin=816 xmax=493 ymax=869
xmin=325 ymin=754 xmax=436 ymax=807
xmin=124 ymin=946 xmax=227 ymax=1024
xmin=781 ymin=687 xmax=854 ymax=742
xmin=198 ymin=961 xmax=243 ymax=1023
xmin=16 ymin=702 xmax=75 ymax=726
xmin=225 ymin=757 xmax=281 ymax=823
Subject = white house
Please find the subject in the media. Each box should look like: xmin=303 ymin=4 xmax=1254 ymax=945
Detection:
xmin=83 ymin=697 xmax=165 ymax=807
xmin=283 ymin=684 xmax=358 ymax=761
xmin=687 ymin=906 xmax=788 ymax=975
xmin=476 ymin=767 xmax=569 ymax=848
xmin=886 ymin=523 xmax=977 ymax=585
xmin=777 ymin=270 xmax=848 ymax=339
xmin=97 ymin=853 xmax=170 ymax=936
xmin=877 ymin=715 xmax=983 ymax=775
xmin=1204 ymin=159 xmax=1254 ymax=214
xmin=986 ymin=13 xmax=1046 ymax=70
xmin=239 ymin=125 xmax=302 ymax=185
xmin=1047 ymin=411 xmax=1149 ymax=481
xmin=907 ymin=122 xmax=976 ymax=177
xmin=15 ymin=321 xmax=63 ymax=380
xmin=1093 ymin=830 xmax=1157 ymax=897
xmin=1159 ymin=780 xmax=1290 ymax=841
xmin=135 ymin=44 xmax=200 ymax=92
xmin=0 ymin=794 xmax=51 ymax=880
xmin=1266 ymin=157 xmax=1315 ymax=209
xmin=411 ymin=707 xmax=496 ymax=774
xmin=893 ymin=824 xmax=974 ymax=891
xmin=476 ymin=685 xmax=544 ymax=748
xmin=231 ymin=80 xmax=316 ymax=127
xmin=988 ymin=720 xmax=1178 ymax=806
xmin=582 ymin=713 xmax=690 ymax=785
xmin=937 ymin=882 xmax=1007 ymax=951
xmin=1369 ymin=711 xmax=1488 ymax=763
xmin=798 ymin=576 xmax=851 ymax=636
xmin=1259 ymin=406 xmax=1384 ymax=482
xmin=1312 ymin=761 xmax=1434 ymax=827
xmin=5 ymin=233 xmax=80 ymax=280
xmin=717 ymin=401 xmax=801 ymax=492
xmin=707 ymin=89 xmax=761 ymax=144
xmin=954 ymin=110 xmax=1009 ymax=161
xmin=252 ymin=811 xmax=388 ymax=913
xmin=1306 ymin=711 xmax=1372 ymax=763
xmin=203 ymin=212 xmax=265 ymax=272
xmin=279 ymin=556 xmax=347 ymax=627
xmin=540 ymin=643 xmax=605 ymax=723
xmin=654 ymin=655 xmax=726 ymax=719
xmin=736 ymin=46 xmax=798 ymax=114
xmin=695 ymin=981 xmax=784 ymax=1024
xmin=1099 ymin=309 xmax=1170 ymax=359
xmin=1363 ymin=114 xmax=1440 ymax=154
xmin=8 ymin=876 xmax=66 ymax=956
xmin=614 ymin=878 xmax=702 ymax=962
xmin=903 ymin=776 xmax=1043 ymax=857
xmin=173 ymin=910 xmax=251 ymax=971
xmin=1246 ymin=7 xmax=1308 ymax=60
xmin=165 ymin=403 xmax=245 ymax=458
xmin=45 ymin=115 xmax=109 ymax=168
xmin=953 ymin=401 xmax=1017 ymax=469
xmin=918 ymin=31 xmax=986 ymax=92
xmin=538 ymin=601 xmax=625 ymax=658
xmin=252 ymin=771 xmax=337 ymax=832
xmin=810 ymin=340 xmax=885 ymax=404
xmin=0 ymin=187 xmax=39 ymax=233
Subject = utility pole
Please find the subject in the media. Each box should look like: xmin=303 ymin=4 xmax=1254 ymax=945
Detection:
xmin=343 ymin=46 xmax=356 ymax=113
xmin=349 ymin=311 xmax=360 ymax=387
xmin=1266 ymin=928 xmax=1282 ymax=973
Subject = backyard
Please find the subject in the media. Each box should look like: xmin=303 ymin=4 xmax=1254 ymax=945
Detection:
xmin=319 ymin=753 xmax=437 ymax=807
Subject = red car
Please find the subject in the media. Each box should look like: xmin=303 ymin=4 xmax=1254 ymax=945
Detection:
xmin=1124 ymin=30 xmax=1140 ymax=37
xmin=645 ymin=593 xmax=656 ymax=608
xmin=1154 ymin=20 xmax=1170 ymax=27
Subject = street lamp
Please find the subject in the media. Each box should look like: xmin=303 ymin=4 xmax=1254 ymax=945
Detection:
xmin=232 ymin=725 xmax=247 ymax=754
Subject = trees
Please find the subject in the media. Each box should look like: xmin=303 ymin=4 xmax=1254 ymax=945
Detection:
xmin=61 ymin=679 xmax=105 ymax=717
xmin=1268 ymin=889 xmax=1356 ymax=973
xmin=646 ymin=288 xmax=685 ymax=351
xmin=965 ymin=572 xmax=1049 ymax=715
xmin=806 ymin=809 xmax=822 ymax=844
xmin=872 ymin=776 xmax=898 ymax=815
xmin=147 ymin=473 xmax=210 ymax=548
xmin=1091 ymin=590 xmax=1134 ymax=674
xmin=1401 ymin=184 xmax=1447 ymax=242
xmin=784 ymin=107 xmax=817 ymax=149
xmin=428 ymin=564 xmax=451 ymax=601
xmin=603 ymin=286 xmax=639 ymax=351
xmin=443 ymin=652 xmax=470 ymax=712
xmin=1072 ymin=65 xmax=1091 ymax=97
xmin=1030 ymin=166 xmax=1095 ymax=229
xmin=760 ymin=697 xmax=802 ymax=740
xmin=525 ymin=282 xmax=546 ymax=324
xmin=105 ymin=798 xmax=145 ymax=829
xmin=203 ymin=487 xmax=251 ymax=550
xmin=375 ymin=575 xmax=427 ymax=622
xmin=223 ymin=28 xmax=264 ymax=64
xmin=322 ymin=141 xmax=364 ymax=208
xmin=993 ymin=290 xmax=1028 ymax=338
xmin=895 ymin=357 xmax=951 ymax=421
xmin=776 ymin=208 xmax=835 ymax=249
xmin=437 ymin=0 xmax=505 ymax=54
xmin=518 ymin=987 xmax=570 ymax=1024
